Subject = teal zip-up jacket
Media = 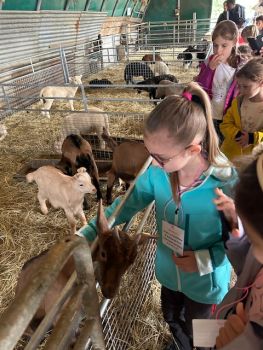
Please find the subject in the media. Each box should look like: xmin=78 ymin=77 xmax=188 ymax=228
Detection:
xmin=79 ymin=157 xmax=237 ymax=304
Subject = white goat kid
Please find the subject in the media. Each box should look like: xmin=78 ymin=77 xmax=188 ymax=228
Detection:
xmin=39 ymin=75 xmax=82 ymax=118
xmin=26 ymin=166 xmax=96 ymax=234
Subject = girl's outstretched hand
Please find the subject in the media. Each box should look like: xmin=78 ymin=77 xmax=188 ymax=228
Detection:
xmin=172 ymin=251 xmax=198 ymax=273
xmin=209 ymin=54 xmax=223 ymax=70
xmin=216 ymin=302 xmax=247 ymax=349
xmin=235 ymin=131 xmax=249 ymax=147
xmin=214 ymin=188 xmax=239 ymax=237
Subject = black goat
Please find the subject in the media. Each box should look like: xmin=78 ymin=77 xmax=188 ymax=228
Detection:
xmin=135 ymin=74 xmax=178 ymax=101
xmin=88 ymin=78 xmax=113 ymax=88
xmin=124 ymin=62 xmax=154 ymax=84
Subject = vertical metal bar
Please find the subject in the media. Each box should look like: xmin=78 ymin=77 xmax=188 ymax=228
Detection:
xmin=84 ymin=0 xmax=91 ymax=11
xmin=35 ymin=0 xmax=42 ymax=11
xmin=122 ymin=0 xmax=130 ymax=16
xmin=125 ymin=24 xmax=129 ymax=62
xmin=173 ymin=24 xmax=175 ymax=59
xmin=152 ymin=46 xmax=156 ymax=61
xmin=0 ymin=1 xmax=3 ymax=10
xmin=80 ymin=83 xmax=88 ymax=111
xmin=1 ymin=86 xmax=11 ymax=113
xmin=30 ymin=58 xmax=35 ymax=73
xmin=193 ymin=12 xmax=197 ymax=43
xmin=60 ymin=47 xmax=70 ymax=83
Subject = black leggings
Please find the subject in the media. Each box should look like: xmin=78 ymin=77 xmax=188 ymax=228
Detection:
xmin=161 ymin=286 xmax=213 ymax=350
xmin=213 ymin=119 xmax=224 ymax=145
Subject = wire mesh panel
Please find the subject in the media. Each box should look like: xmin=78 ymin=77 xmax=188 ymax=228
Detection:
xmin=91 ymin=204 xmax=157 ymax=350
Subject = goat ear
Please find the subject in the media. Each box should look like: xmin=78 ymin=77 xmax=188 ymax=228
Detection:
xmin=97 ymin=199 xmax=110 ymax=235
xmin=134 ymin=232 xmax=159 ymax=245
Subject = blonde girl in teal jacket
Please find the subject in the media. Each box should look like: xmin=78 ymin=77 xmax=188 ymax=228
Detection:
xmin=79 ymin=82 xmax=237 ymax=350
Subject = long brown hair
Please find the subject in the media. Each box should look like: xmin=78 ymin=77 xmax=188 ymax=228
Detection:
xmin=236 ymin=57 xmax=263 ymax=82
xmin=235 ymin=146 xmax=263 ymax=236
xmin=212 ymin=20 xmax=239 ymax=68
xmin=144 ymin=82 xmax=222 ymax=201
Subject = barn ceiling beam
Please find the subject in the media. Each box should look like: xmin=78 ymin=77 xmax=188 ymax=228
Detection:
xmin=64 ymin=0 xmax=73 ymax=11
xmin=122 ymin=0 xmax=130 ymax=16
xmin=131 ymin=0 xmax=139 ymax=17
xmin=112 ymin=0 xmax=120 ymax=16
xmin=84 ymin=0 xmax=91 ymax=11
xmin=100 ymin=0 xmax=107 ymax=12
xmin=36 ymin=0 xmax=42 ymax=11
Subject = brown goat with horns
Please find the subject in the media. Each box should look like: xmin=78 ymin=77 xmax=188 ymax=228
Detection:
xmin=15 ymin=200 xmax=157 ymax=337
xmin=101 ymin=128 xmax=149 ymax=204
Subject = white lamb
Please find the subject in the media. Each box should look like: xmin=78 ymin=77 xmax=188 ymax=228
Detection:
xmin=54 ymin=107 xmax=110 ymax=153
xmin=150 ymin=61 xmax=169 ymax=76
xmin=0 ymin=124 xmax=7 ymax=141
xmin=39 ymin=75 xmax=82 ymax=118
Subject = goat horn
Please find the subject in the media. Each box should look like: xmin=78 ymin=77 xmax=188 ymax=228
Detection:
xmin=113 ymin=228 xmax=121 ymax=242
xmin=97 ymin=199 xmax=110 ymax=236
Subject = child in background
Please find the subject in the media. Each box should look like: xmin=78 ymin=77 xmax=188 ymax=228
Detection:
xmin=220 ymin=58 xmax=263 ymax=161
xmin=240 ymin=24 xmax=258 ymax=44
xmin=78 ymin=82 xmax=237 ymax=350
xmin=256 ymin=15 xmax=263 ymax=36
xmin=197 ymin=20 xmax=239 ymax=142
xmin=236 ymin=45 xmax=253 ymax=65
xmin=213 ymin=146 xmax=263 ymax=349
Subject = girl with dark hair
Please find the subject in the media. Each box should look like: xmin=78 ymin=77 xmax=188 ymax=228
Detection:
xmin=220 ymin=58 xmax=263 ymax=161
xmin=196 ymin=20 xmax=240 ymax=142
xmin=78 ymin=82 xmax=237 ymax=350
xmin=213 ymin=146 xmax=263 ymax=349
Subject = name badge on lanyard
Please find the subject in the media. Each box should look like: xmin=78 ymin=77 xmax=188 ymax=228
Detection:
xmin=162 ymin=220 xmax=184 ymax=256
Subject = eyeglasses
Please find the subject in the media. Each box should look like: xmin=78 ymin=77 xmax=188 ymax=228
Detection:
xmin=145 ymin=146 xmax=188 ymax=167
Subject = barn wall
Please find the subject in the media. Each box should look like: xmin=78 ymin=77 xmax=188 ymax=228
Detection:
xmin=143 ymin=0 xmax=212 ymax=22
xmin=0 ymin=10 xmax=107 ymax=67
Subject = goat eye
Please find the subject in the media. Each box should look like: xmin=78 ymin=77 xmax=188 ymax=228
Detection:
xmin=79 ymin=183 xmax=84 ymax=187
xmin=100 ymin=250 xmax=107 ymax=260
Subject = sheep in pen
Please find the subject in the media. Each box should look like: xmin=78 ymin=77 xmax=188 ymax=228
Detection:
xmin=0 ymin=34 xmax=205 ymax=349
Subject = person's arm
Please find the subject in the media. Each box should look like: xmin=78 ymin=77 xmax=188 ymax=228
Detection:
xmin=217 ymin=12 xmax=225 ymax=24
xmin=193 ymin=175 xmax=238 ymax=276
xmin=78 ymin=166 xmax=155 ymax=242
xmin=216 ymin=303 xmax=263 ymax=350
xmin=213 ymin=187 xmax=252 ymax=275
xmin=195 ymin=59 xmax=214 ymax=93
xmin=220 ymin=101 xmax=241 ymax=140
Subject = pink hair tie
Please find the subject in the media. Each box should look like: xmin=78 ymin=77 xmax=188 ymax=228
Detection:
xmin=182 ymin=91 xmax=192 ymax=101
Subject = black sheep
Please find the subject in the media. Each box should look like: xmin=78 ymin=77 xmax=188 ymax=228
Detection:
xmin=124 ymin=62 xmax=154 ymax=84
xmin=135 ymin=74 xmax=178 ymax=101
xmin=88 ymin=78 xmax=113 ymax=88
